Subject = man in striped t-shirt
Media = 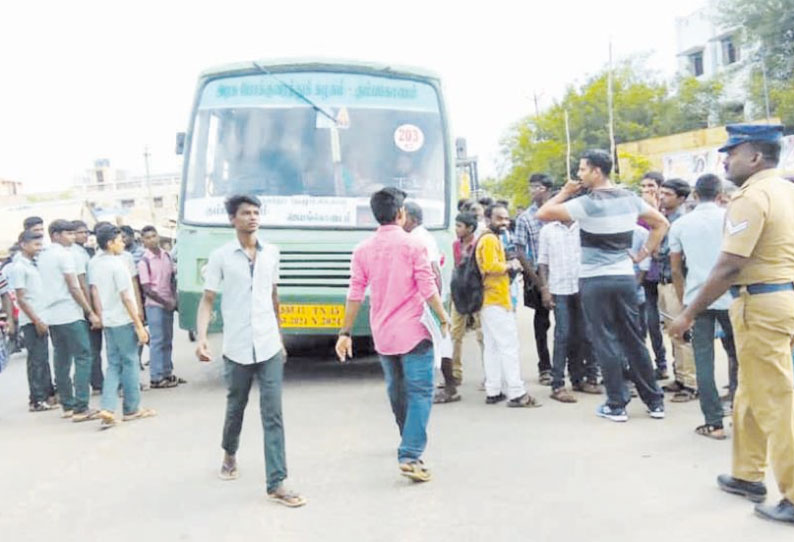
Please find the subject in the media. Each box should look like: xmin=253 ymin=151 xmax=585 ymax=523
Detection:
xmin=537 ymin=149 xmax=669 ymax=422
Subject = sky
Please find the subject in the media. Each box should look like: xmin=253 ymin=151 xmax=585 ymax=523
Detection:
xmin=0 ymin=0 xmax=702 ymax=193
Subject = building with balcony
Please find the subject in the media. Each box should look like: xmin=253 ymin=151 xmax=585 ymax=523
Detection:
xmin=675 ymin=1 xmax=753 ymax=117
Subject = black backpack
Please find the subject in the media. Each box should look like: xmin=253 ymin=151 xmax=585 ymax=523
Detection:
xmin=450 ymin=232 xmax=493 ymax=316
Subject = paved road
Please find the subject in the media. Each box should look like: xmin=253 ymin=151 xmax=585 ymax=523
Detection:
xmin=0 ymin=309 xmax=789 ymax=541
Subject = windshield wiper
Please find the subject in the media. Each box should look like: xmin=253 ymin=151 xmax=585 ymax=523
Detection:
xmin=252 ymin=62 xmax=338 ymax=126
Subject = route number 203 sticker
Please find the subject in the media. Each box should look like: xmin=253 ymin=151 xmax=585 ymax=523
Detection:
xmin=394 ymin=124 xmax=424 ymax=152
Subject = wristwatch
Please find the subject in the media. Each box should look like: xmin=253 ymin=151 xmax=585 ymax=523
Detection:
xmin=338 ymin=330 xmax=351 ymax=338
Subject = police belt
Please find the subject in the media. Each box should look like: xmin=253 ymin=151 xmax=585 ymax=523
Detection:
xmin=730 ymin=282 xmax=794 ymax=298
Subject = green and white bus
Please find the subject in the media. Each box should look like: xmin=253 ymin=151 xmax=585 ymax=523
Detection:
xmin=176 ymin=59 xmax=457 ymax=338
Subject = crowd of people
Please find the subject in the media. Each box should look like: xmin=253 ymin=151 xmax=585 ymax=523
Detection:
xmin=333 ymin=124 xmax=794 ymax=525
xmin=0 ymin=218 xmax=183 ymax=426
xmin=2 ymin=124 xmax=793 ymax=523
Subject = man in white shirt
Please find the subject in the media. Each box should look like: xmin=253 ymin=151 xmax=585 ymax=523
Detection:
xmin=13 ymin=231 xmax=56 ymax=411
xmin=38 ymin=220 xmax=102 ymax=421
xmin=403 ymin=201 xmax=442 ymax=289
xmin=196 ymin=194 xmax=305 ymax=508
xmin=537 ymin=218 xmax=601 ymax=403
xmin=90 ymin=225 xmax=154 ymax=429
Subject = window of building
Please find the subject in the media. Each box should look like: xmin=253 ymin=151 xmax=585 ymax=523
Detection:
xmin=721 ymin=36 xmax=739 ymax=65
xmin=153 ymin=196 xmax=164 ymax=208
xmin=121 ymin=199 xmax=135 ymax=209
xmin=689 ymin=51 xmax=704 ymax=77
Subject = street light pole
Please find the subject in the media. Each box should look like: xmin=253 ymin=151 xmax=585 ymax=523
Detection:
xmin=143 ymin=145 xmax=156 ymax=223
xmin=759 ymin=50 xmax=772 ymax=123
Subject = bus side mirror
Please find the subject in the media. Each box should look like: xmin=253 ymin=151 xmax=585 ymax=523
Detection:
xmin=175 ymin=132 xmax=186 ymax=155
xmin=455 ymin=137 xmax=468 ymax=160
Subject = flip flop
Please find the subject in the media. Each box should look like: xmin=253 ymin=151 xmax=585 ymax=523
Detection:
xmin=123 ymin=408 xmax=157 ymax=422
xmin=399 ymin=461 xmax=432 ymax=483
xmin=98 ymin=410 xmax=118 ymax=430
xmin=218 ymin=463 xmax=238 ymax=481
xmin=267 ymin=488 xmax=307 ymax=508
xmin=72 ymin=409 xmax=100 ymax=423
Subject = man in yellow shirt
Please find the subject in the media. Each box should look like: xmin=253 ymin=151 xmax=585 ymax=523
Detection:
xmin=670 ymin=124 xmax=794 ymax=525
xmin=476 ymin=203 xmax=540 ymax=408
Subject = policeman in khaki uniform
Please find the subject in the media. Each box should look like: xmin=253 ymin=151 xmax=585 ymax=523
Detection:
xmin=670 ymin=124 xmax=794 ymax=525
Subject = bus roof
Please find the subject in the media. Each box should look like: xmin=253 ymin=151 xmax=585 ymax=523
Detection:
xmin=198 ymin=58 xmax=441 ymax=83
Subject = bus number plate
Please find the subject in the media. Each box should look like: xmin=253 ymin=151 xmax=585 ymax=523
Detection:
xmin=279 ymin=305 xmax=345 ymax=328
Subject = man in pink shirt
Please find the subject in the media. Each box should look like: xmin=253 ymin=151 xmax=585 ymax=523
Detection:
xmin=138 ymin=225 xmax=183 ymax=388
xmin=336 ymin=187 xmax=451 ymax=483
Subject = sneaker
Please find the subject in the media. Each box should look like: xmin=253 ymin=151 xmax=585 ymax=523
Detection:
xmin=538 ymin=371 xmax=553 ymax=386
xmin=29 ymin=401 xmax=56 ymax=413
xmin=485 ymin=392 xmax=506 ymax=405
xmin=654 ymin=368 xmax=669 ymax=380
xmin=61 ymin=409 xmax=74 ymax=419
xmin=595 ymin=404 xmax=628 ymax=422
xmin=647 ymin=404 xmax=666 ymax=419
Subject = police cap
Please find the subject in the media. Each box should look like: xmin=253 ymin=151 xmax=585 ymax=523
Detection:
xmin=718 ymin=124 xmax=784 ymax=153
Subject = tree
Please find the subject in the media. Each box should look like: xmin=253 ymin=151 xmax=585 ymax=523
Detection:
xmin=492 ymin=57 xmax=726 ymax=204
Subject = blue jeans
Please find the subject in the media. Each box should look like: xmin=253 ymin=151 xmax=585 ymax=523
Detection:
xmin=222 ymin=354 xmax=286 ymax=493
xmin=379 ymin=340 xmax=434 ymax=463
xmin=551 ymin=293 xmax=597 ymax=389
xmin=101 ymin=324 xmax=141 ymax=415
xmin=692 ymin=310 xmax=736 ymax=427
xmin=49 ymin=320 xmax=93 ymax=413
xmin=145 ymin=306 xmax=174 ymax=381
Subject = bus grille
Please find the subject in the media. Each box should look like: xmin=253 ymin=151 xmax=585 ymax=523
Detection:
xmin=278 ymin=250 xmax=352 ymax=288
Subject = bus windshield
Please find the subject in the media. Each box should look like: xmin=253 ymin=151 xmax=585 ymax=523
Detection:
xmin=183 ymin=71 xmax=446 ymax=228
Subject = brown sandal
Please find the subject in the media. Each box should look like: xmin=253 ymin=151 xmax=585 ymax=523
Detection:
xmin=550 ymin=388 xmax=578 ymax=403
xmin=695 ymin=424 xmax=727 ymax=440
xmin=433 ymin=389 xmax=461 ymax=404
xmin=671 ymin=389 xmax=698 ymax=403
xmin=507 ymin=393 xmax=542 ymax=408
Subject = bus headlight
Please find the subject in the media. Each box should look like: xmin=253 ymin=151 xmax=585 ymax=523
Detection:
xmin=197 ymin=259 xmax=208 ymax=284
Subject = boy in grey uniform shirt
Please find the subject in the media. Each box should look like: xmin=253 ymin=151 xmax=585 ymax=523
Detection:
xmin=13 ymin=231 xmax=56 ymax=411
xmin=90 ymin=225 xmax=154 ymax=429
xmin=38 ymin=219 xmax=101 ymax=421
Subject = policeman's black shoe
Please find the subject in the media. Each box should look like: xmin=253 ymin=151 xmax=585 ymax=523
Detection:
xmin=755 ymin=499 xmax=794 ymax=525
xmin=717 ymin=474 xmax=767 ymax=503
